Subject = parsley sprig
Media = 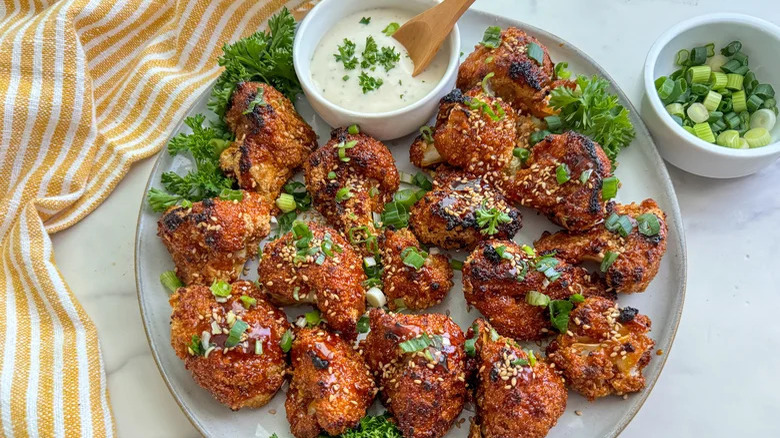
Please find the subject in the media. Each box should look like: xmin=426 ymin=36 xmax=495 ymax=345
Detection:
xmin=475 ymin=201 xmax=512 ymax=235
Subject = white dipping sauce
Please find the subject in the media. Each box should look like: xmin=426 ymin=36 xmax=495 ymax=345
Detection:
xmin=310 ymin=8 xmax=449 ymax=113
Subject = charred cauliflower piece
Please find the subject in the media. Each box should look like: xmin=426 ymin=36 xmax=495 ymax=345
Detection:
xmin=286 ymin=326 xmax=376 ymax=438
xmin=409 ymin=131 xmax=444 ymax=169
xmin=381 ymin=228 xmax=454 ymax=311
xmin=361 ymin=309 xmax=467 ymax=438
xmin=158 ymin=192 xmax=271 ymax=285
xmin=220 ymin=82 xmax=317 ymax=202
xmin=457 ymin=27 xmax=555 ymax=117
xmin=535 ymin=199 xmax=668 ymax=293
xmin=466 ymin=319 xmax=567 ymax=438
xmin=410 ymin=167 xmax=521 ymax=250
xmin=304 ymin=127 xmax=399 ymax=255
xmin=169 ymin=281 xmax=290 ymax=410
xmin=257 ymin=221 xmax=365 ymax=339
xmin=546 ymin=296 xmax=655 ymax=400
xmin=492 ymin=131 xmax=613 ymax=231
xmin=463 ymin=240 xmax=611 ymax=341
xmin=432 ymin=88 xmax=517 ymax=174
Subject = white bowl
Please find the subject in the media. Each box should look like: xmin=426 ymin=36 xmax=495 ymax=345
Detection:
xmin=642 ymin=13 xmax=780 ymax=178
xmin=293 ymin=0 xmax=460 ymax=140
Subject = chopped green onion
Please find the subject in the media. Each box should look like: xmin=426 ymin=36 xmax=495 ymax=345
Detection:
xmin=187 ymin=335 xmax=204 ymax=356
xmin=753 ymin=84 xmax=775 ymax=99
xmin=529 ymin=130 xmax=550 ymax=146
xmin=674 ymin=49 xmax=689 ymax=66
xmin=160 ymin=271 xmax=183 ymax=294
xmin=449 ymin=259 xmax=463 ymax=271
xmin=493 ymin=245 xmax=513 ymax=260
xmin=656 ymin=77 xmax=675 ymax=101
xmin=240 ymin=295 xmax=256 ymax=308
xmin=357 ymin=315 xmax=370 ymax=333
xmin=210 ymin=280 xmax=231 ymax=298
xmin=276 ymin=193 xmax=296 ymax=213
xmin=717 ymin=130 xmax=741 ymax=148
xmin=554 ymin=62 xmax=571 ymax=79
xmin=254 ymin=339 xmax=263 ymax=355
xmin=744 ymin=128 xmax=771 ymax=148
xmin=636 ymin=213 xmax=661 ymax=236
xmin=601 ymin=176 xmax=619 ymax=200
xmin=703 ymin=91 xmax=722 ymax=111
xmin=401 ymin=247 xmax=427 ymax=270
xmin=691 ymin=83 xmax=710 ymax=97
xmin=692 ymin=122 xmax=716 ymax=143
xmin=490 ymin=328 xmax=500 ymax=341
xmin=348 ymin=124 xmax=360 ymax=134
xmin=335 ymin=186 xmax=353 ymax=203
xmin=382 ymin=22 xmax=400 ymax=36
xmin=687 ymin=65 xmax=711 ymax=83
xmin=749 ymin=108 xmax=776 ymax=131
xmin=292 ymin=221 xmax=311 ymax=240
xmin=710 ymin=72 xmax=727 ymax=90
xmin=419 ymin=125 xmax=434 ymax=143
xmin=570 ymin=293 xmax=585 ymax=303
xmin=399 ymin=333 xmax=431 ymax=353
xmin=747 ymin=94 xmax=764 ymax=113
xmin=480 ymin=26 xmax=502 ymax=49
xmin=555 ymin=163 xmax=570 ymax=184
xmin=481 ymin=72 xmax=495 ymax=96
xmin=720 ymin=59 xmax=742 ymax=74
xmin=707 ymin=111 xmax=723 ymax=123
xmin=280 ymin=329 xmax=294 ymax=352
xmin=526 ymin=42 xmax=544 ymax=65
xmin=601 ymin=251 xmax=619 ymax=272
xmin=579 ymin=169 xmax=593 ymax=184
xmin=615 ymin=215 xmax=634 ymax=237
xmin=548 ymin=300 xmax=574 ymax=333
xmin=513 ymin=147 xmax=530 ymax=164
xmin=721 ymin=40 xmax=742 ymax=56
xmin=732 ymin=51 xmax=748 ymax=66
xmin=686 ymin=103 xmax=709 ymax=123
xmin=305 ymin=309 xmax=321 ymax=327
xmin=689 ymin=46 xmax=707 ymax=66
xmin=732 ymin=90 xmax=747 ymax=113
xmin=545 ymin=115 xmax=562 ymax=132
xmin=525 ymin=290 xmax=551 ymax=307
xmin=704 ymin=43 xmax=715 ymax=57
xmin=726 ymin=73 xmax=744 ymax=90
xmin=665 ymin=103 xmax=684 ymax=118
xmin=327 ymin=171 xmax=337 ymax=180
xmin=465 ymin=337 xmax=477 ymax=357
xmin=381 ymin=201 xmax=409 ymax=228
xmin=225 ymin=319 xmax=248 ymax=348
xmin=511 ymin=358 xmax=530 ymax=367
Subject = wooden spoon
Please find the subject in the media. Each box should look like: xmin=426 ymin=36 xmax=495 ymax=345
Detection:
xmin=393 ymin=0 xmax=476 ymax=77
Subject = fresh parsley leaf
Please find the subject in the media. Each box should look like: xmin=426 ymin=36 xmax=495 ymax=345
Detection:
xmin=480 ymin=26 xmax=502 ymax=49
xmin=475 ymin=201 xmax=511 ymax=235
xmin=335 ymin=38 xmax=359 ymax=69
xmin=383 ymin=22 xmax=400 ymax=36
xmin=359 ymin=16 xmax=371 ymax=25
xmin=209 ymin=8 xmax=299 ymax=118
xmin=549 ymin=74 xmax=636 ymax=164
xmin=378 ymin=46 xmax=401 ymax=71
xmin=336 ymin=185 xmax=354 ymax=203
xmin=337 ymin=412 xmax=403 ymax=437
xmin=549 ymin=299 xmax=574 ymax=333
xmin=358 ymin=72 xmax=384 ymax=93
xmin=242 ymin=87 xmax=266 ymax=115
xmin=361 ymin=36 xmax=379 ymax=69
xmin=188 ymin=334 xmax=205 ymax=356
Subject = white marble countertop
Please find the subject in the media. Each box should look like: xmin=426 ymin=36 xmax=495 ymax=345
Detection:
xmin=52 ymin=0 xmax=780 ymax=436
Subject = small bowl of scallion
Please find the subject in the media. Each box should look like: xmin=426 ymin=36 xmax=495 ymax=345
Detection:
xmin=643 ymin=13 xmax=780 ymax=178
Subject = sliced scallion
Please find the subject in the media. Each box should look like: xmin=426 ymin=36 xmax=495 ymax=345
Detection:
xmin=525 ymin=290 xmax=551 ymax=307
xmin=526 ymin=42 xmax=545 ymax=65
xmin=636 ymin=214 xmax=661 ymax=236
xmin=686 ymin=103 xmax=709 ymax=123
xmin=710 ymin=72 xmax=727 ymax=90
xmin=555 ymin=163 xmax=570 ymax=184
xmin=716 ymin=130 xmax=741 ymax=148
xmin=601 ymin=251 xmax=619 ymax=272
xmin=160 ymin=271 xmax=183 ymax=294
xmin=601 ymin=176 xmax=619 ymax=199
xmin=744 ymin=128 xmax=771 ymax=148
xmin=726 ymin=73 xmax=744 ymax=91
xmin=703 ymin=91 xmax=722 ymax=112
xmin=749 ymin=108 xmax=776 ymax=131
xmin=280 ymin=329 xmax=294 ymax=352
xmin=399 ymin=333 xmax=431 ymax=353
xmin=225 ymin=319 xmax=248 ymax=348
xmin=276 ymin=193 xmax=296 ymax=213
xmin=692 ymin=122 xmax=715 ymax=143
xmin=732 ymin=90 xmax=747 ymax=113
xmin=210 ymin=280 xmax=231 ymax=298
xmin=687 ymin=65 xmax=711 ymax=84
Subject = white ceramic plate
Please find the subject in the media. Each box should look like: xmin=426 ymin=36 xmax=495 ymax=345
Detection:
xmin=135 ymin=8 xmax=687 ymax=438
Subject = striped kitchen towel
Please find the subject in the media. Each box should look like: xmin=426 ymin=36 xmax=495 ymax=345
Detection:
xmin=0 ymin=0 xmax=308 ymax=435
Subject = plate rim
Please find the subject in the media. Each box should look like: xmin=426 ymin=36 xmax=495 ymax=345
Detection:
xmin=134 ymin=8 xmax=688 ymax=437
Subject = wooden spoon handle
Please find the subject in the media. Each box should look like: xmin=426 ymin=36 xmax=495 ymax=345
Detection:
xmin=422 ymin=0 xmax=476 ymax=33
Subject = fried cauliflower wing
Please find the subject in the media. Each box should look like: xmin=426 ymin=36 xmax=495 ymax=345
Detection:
xmin=304 ymin=127 xmax=399 ymax=255
xmin=457 ymin=27 xmax=555 ymax=118
xmin=545 ymin=296 xmax=655 ymax=400
xmin=169 ymin=281 xmax=290 ymax=410
xmin=463 ymin=240 xmax=611 ymax=341
xmin=432 ymin=88 xmax=517 ymax=174
xmin=158 ymin=192 xmax=271 ymax=285
xmin=466 ymin=318 xmax=566 ymax=438
xmin=257 ymin=221 xmax=365 ymax=339
xmin=535 ymin=199 xmax=668 ymax=293
xmin=380 ymin=228 xmax=454 ymax=311
xmin=410 ymin=167 xmax=522 ymax=250
xmin=410 ymin=133 xmax=444 ymax=169
xmin=286 ymin=326 xmax=376 ymax=438
xmin=361 ymin=309 xmax=467 ymax=438
xmin=492 ymin=131 xmax=613 ymax=231
xmin=220 ymin=82 xmax=317 ymax=202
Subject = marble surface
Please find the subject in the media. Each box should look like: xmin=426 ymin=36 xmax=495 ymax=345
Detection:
xmin=51 ymin=1 xmax=780 ymax=436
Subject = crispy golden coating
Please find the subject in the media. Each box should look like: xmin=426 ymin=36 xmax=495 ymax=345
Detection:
xmin=362 ymin=309 xmax=467 ymax=438
xmin=457 ymin=27 xmax=555 ymax=117
xmin=286 ymin=327 xmax=376 ymax=438
xmin=466 ymin=319 xmax=566 ymax=438
xmin=169 ymin=281 xmax=290 ymax=410
xmin=409 ymin=134 xmax=444 ymax=169
xmin=304 ymin=127 xmax=399 ymax=255
xmin=492 ymin=131 xmax=613 ymax=231
xmin=535 ymin=199 xmax=668 ymax=293
xmin=432 ymin=88 xmax=517 ymax=174
xmin=410 ymin=167 xmax=521 ymax=250
xmin=158 ymin=192 xmax=271 ymax=285
xmin=546 ymin=297 xmax=655 ymax=400
xmin=462 ymin=240 xmax=612 ymax=341
xmin=257 ymin=222 xmax=366 ymax=339
xmin=380 ymin=228 xmax=454 ymax=311
xmin=220 ymin=82 xmax=317 ymax=203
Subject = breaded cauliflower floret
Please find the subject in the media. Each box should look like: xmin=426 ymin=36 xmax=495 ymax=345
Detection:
xmin=457 ymin=27 xmax=555 ymax=117
xmin=169 ymin=281 xmax=290 ymax=410
xmin=220 ymin=82 xmax=317 ymax=203
xmin=462 ymin=240 xmax=612 ymax=341
xmin=410 ymin=167 xmax=521 ymax=250
xmin=157 ymin=191 xmax=271 ymax=285
xmin=546 ymin=296 xmax=655 ymax=400
xmin=304 ymin=127 xmax=399 ymax=255
xmin=286 ymin=326 xmax=376 ymax=438
xmin=466 ymin=318 xmax=567 ymax=438
xmin=432 ymin=88 xmax=517 ymax=175
xmin=381 ymin=228 xmax=454 ymax=311
xmin=535 ymin=199 xmax=668 ymax=293
xmin=491 ymin=131 xmax=613 ymax=231
xmin=361 ymin=309 xmax=467 ymax=438
xmin=257 ymin=221 xmax=365 ymax=339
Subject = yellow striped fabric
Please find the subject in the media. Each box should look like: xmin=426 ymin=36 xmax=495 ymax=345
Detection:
xmin=0 ymin=0 xmax=307 ymax=435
